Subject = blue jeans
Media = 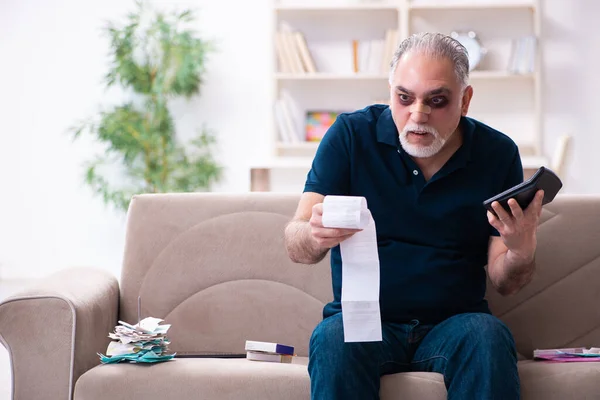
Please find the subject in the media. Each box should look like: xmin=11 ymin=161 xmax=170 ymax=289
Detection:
xmin=308 ymin=312 xmax=519 ymax=400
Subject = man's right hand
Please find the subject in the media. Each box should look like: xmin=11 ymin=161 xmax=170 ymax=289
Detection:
xmin=309 ymin=203 xmax=362 ymax=249
xmin=285 ymin=192 xmax=361 ymax=264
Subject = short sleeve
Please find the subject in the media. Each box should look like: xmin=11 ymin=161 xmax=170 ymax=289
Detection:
xmin=303 ymin=115 xmax=351 ymax=196
xmin=489 ymin=147 xmax=524 ymax=237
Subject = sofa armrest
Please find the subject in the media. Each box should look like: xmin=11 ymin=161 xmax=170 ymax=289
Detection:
xmin=0 ymin=267 xmax=119 ymax=400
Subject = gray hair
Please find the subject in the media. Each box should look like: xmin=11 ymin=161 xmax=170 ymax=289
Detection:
xmin=389 ymin=32 xmax=470 ymax=88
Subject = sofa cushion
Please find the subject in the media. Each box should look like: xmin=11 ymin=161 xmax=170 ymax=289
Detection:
xmin=74 ymin=358 xmax=600 ymax=399
xmin=380 ymin=371 xmax=446 ymax=399
xmin=74 ymin=358 xmax=310 ymax=400
xmin=73 ymin=357 xmax=445 ymax=400
xmin=519 ymin=360 xmax=600 ymax=400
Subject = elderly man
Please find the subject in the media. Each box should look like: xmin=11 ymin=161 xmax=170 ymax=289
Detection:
xmin=284 ymin=32 xmax=543 ymax=399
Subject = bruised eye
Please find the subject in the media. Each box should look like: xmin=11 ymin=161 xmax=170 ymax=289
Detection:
xmin=428 ymin=96 xmax=448 ymax=108
xmin=398 ymin=94 xmax=412 ymax=105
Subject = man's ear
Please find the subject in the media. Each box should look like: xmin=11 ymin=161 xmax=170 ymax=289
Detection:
xmin=461 ymin=85 xmax=473 ymax=116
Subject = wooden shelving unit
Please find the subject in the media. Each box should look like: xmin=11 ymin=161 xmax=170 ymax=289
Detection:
xmin=408 ymin=1 xmax=535 ymax=10
xmin=275 ymin=71 xmax=534 ymax=81
xmin=275 ymin=73 xmax=390 ymax=80
xmin=252 ymin=0 xmax=545 ymax=191
xmin=275 ymin=4 xmax=401 ymax=11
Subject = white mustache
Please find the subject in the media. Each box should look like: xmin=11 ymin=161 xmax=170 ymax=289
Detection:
xmin=401 ymin=124 xmax=439 ymax=137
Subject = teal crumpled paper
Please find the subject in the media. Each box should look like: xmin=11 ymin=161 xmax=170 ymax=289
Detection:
xmin=98 ymin=317 xmax=176 ymax=364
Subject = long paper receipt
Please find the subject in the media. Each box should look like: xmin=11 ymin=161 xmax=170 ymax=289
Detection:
xmin=322 ymin=195 xmax=382 ymax=342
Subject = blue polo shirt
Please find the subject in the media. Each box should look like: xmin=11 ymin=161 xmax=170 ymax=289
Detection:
xmin=304 ymin=104 xmax=523 ymax=324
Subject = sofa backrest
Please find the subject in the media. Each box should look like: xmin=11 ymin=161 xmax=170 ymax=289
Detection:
xmin=119 ymin=193 xmax=332 ymax=357
xmin=119 ymin=193 xmax=600 ymax=359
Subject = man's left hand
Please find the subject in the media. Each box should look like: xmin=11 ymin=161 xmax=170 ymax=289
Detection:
xmin=487 ymin=190 xmax=544 ymax=262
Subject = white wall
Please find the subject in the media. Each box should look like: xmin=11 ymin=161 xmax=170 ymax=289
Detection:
xmin=541 ymin=0 xmax=599 ymax=193
xmin=0 ymin=0 xmax=273 ymax=280
xmin=0 ymin=0 xmax=598 ymax=280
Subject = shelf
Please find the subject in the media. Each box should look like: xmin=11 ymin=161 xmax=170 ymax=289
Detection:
xmin=276 ymin=71 xmax=533 ymax=81
xmin=252 ymin=155 xmax=548 ymax=170
xmin=276 ymin=0 xmax=536 ymax=11
xmin=250 ymin=157 xmax=314 ymax=170
xmin=275 ymin=3 xmax=399 ymax=11
xmin=277 ymin=142 xmax=320 ymax=150
xmin=409 ymin=1 xmax=535 ymax=11
xmin=470 ymin=71 xmax=534 ymax=79
xmin=276 ymin=73 xmax=389 ymax=81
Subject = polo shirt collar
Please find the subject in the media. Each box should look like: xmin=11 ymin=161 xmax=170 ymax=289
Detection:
xmin=376 ymin=106 xmax=475 ymax=168
xmin=456 ymin=116 xmax=474 ymax=165
xmin=376 ymin=107 xmax=399 ymax=147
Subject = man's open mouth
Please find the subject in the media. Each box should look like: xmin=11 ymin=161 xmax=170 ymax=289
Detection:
xmin=409 ymin=130 xmax=429 ymax=136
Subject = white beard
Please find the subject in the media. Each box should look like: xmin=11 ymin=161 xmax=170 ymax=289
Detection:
xmin=399 ymin=123 xmax=448 ymax=158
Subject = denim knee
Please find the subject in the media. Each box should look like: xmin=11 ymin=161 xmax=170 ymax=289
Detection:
xmin=309 ymin=313 xmax=344 ymax=360
xmin=308 ymin=313 xmax=384 ymax=399
xmin=455 ymin=313 xmax=517 ymax=356
xmin=308 ymin=313 xmax=378 ymax=368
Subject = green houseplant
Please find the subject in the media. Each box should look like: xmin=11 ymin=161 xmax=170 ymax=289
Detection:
xmin=71 ymin=1 xmax=221 ymax=212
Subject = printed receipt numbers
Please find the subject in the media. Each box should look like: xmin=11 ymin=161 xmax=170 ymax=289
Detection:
xmin=322 ymin=195 xmax=382 ymax=342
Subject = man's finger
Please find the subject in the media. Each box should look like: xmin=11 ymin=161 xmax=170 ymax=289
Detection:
xmin=335 ymin=228 xmax=362 ymax=236
xmin=487 ymin=211 xmax=503 ymax=231
xmin=309 ymin=213 xmax=323 ymax=228
xmin=337 ymin=233 xmax=357 ymax=242
xmin=312 ymin=203 xmax=323 ymax=216
xmin=525 ymin=190 xmax=545 ymax=217
xmin=536 ymin=189 xmax=545 ymax=206
xmin=507 ymin=198 xmax=524 ymax=220
xmin=491 ymin=201 xmax=512 ymax=224
xmin=313 ymin=227 xmax=361 ymax=238
xmin=314 ymin=231 xmax=360 ymax=248
xmin=535 ymin=190 xmax=545 ymax=218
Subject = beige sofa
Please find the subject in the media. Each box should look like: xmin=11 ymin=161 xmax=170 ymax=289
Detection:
xmin=1 ymin=193 xmax=600 ymax=400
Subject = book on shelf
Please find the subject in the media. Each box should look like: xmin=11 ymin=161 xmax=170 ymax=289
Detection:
xmin=276 ymin=22 xmax=316 ymax=74
xmin=381 ymin=29 xmax=398 ymax=74
xmin=275 ymin=23 xmax=397 ymax=75
xmin=306 ymin=111 xmax=340 ymax=142
xmin=294 ymin=31 xmax=317 ymax=73
xmin=274 ymin=100 xmax=297 ymax=144
xmin=245 ymin=340 xmax=295 ymax=356
xmin=312 ymin=29 xmax=396 ymax=75
xmin=354 ymin=38 xmax=386 ymax=74
xmin=275 ymin=101 xmax=344 ymax=144
xmin=352 ymin=39 xmax=359 ymax=73
xmin=274 ymin=89 xmax=304 ymax=144
xmin=508 ymin=35 xmax=537 ymax=75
